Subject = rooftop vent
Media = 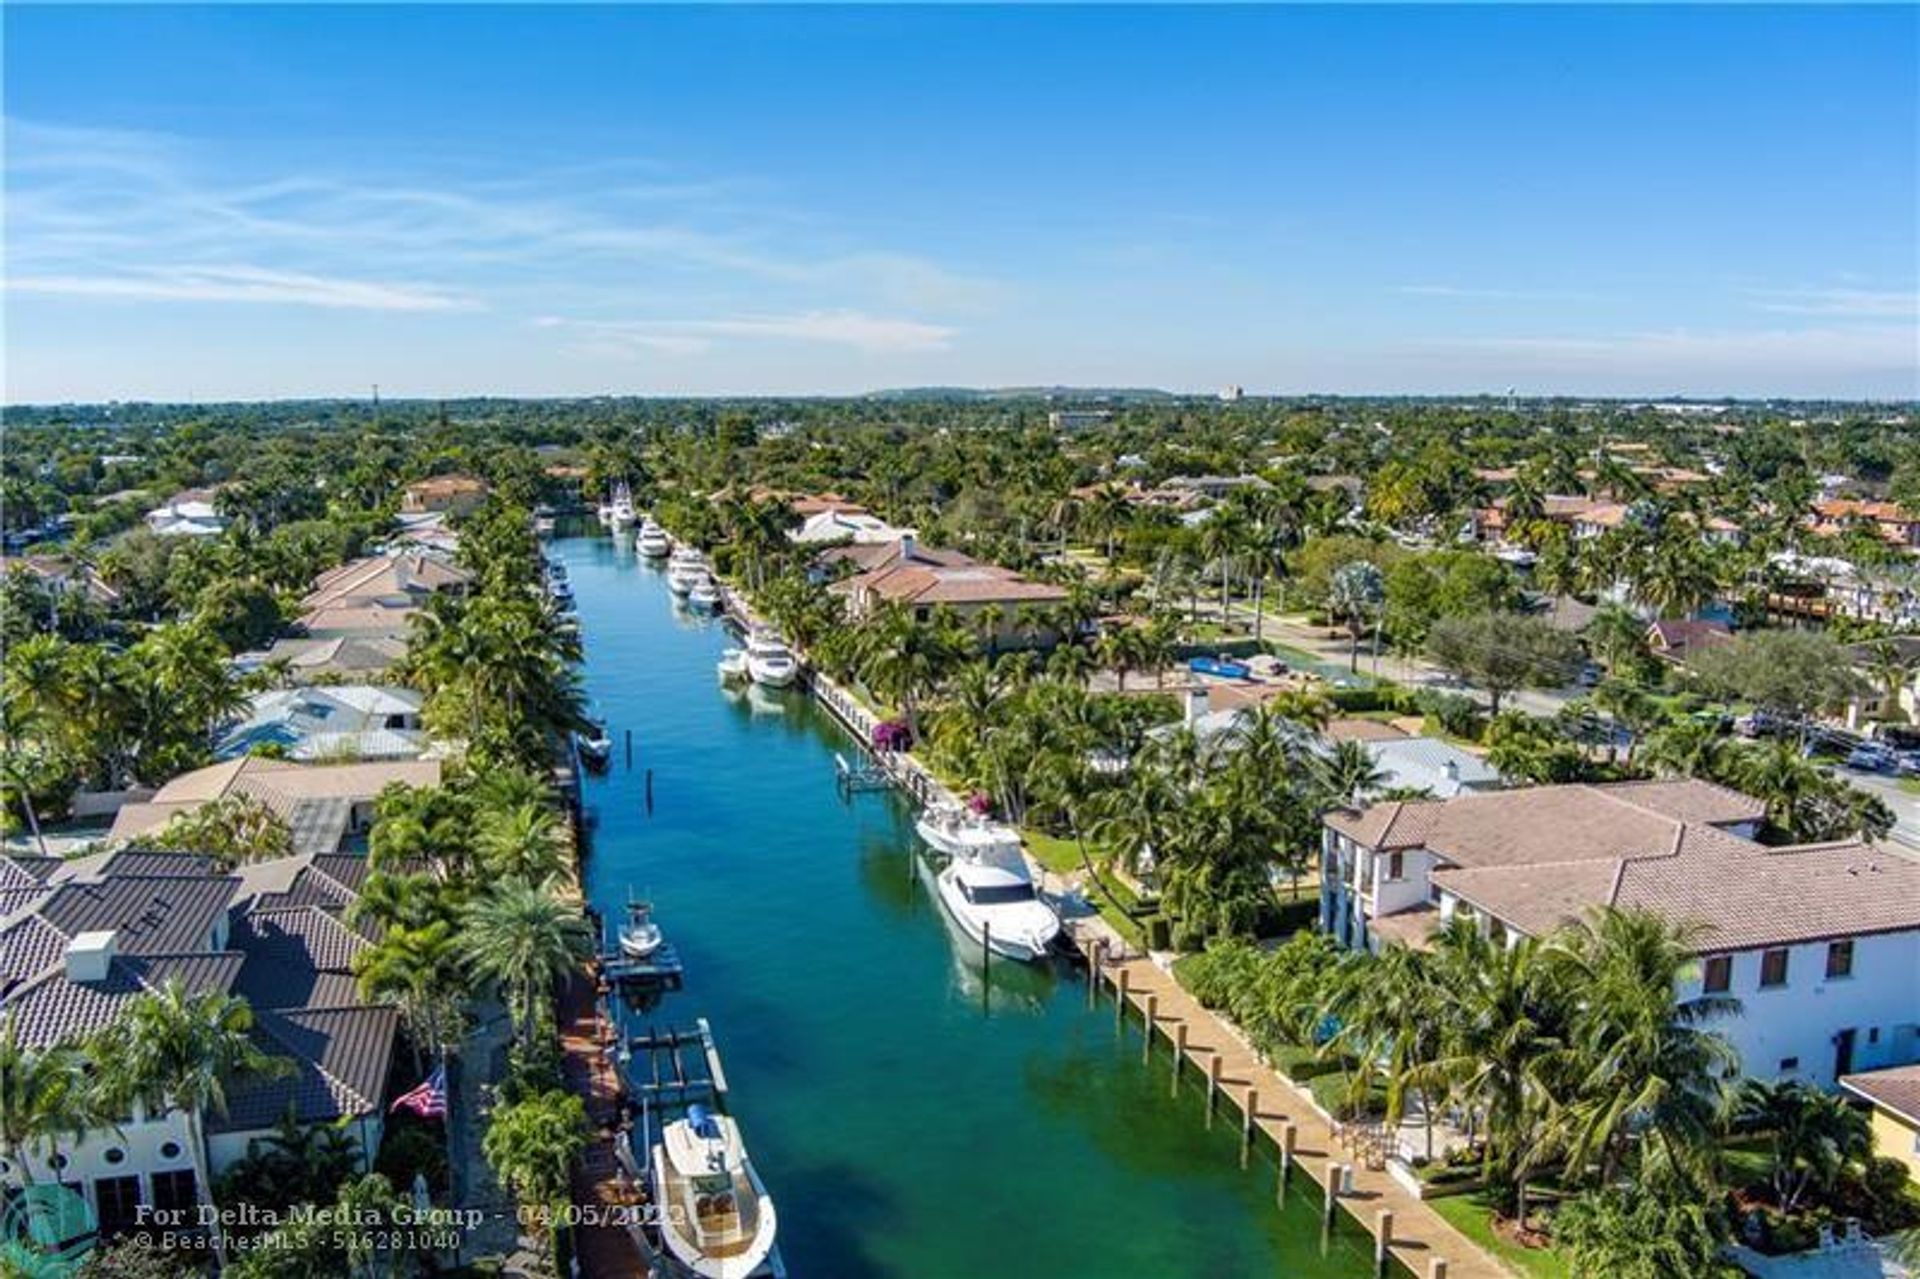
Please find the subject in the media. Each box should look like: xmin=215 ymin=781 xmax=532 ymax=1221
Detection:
xmin=65 ymin=931 xmax=116 ymax=984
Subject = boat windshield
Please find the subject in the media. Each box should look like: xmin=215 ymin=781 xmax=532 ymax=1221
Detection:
xmin=962 ymin=881 xmax=1036 ymax=906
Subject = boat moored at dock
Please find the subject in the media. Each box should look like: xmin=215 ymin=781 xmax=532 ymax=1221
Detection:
xmin=667 ymin=548 xmax=709 ymax=596
xmin=688 ymin=577 xmax=722 ymax=612
xmin=620 ymin=898 xmax=665 ymax=959
xmin=716 ymin=647 xmax=749 ymax=682
xmin=916 ymin=804 xmax=1061 ymax=961
xmin=653 ymin=1106 xmax=782 ymax=1279
xmin=637 ymin=520 xmax=672 ymax=558
xmin=743 ymin=628 xmax=798 ymax=688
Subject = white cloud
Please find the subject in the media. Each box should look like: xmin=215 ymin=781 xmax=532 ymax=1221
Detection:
xmin=537 ymin=310 xmax=957 ymax=357
xmin=1747 ymin=287 xmax=1918 ymax=318
xmin=7 ymin=265 xmax=475 ymax=311
xmin=1397 ymin=284 xmax=1599 ymax=302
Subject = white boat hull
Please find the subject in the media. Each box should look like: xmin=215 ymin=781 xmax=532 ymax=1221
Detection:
xmin=747 ymin=658 xmax=797 ymax=688
xmin=651 ymin=1142 xmax=780 ymax=1279
xmin=933 ymin=863 xmax=1061 ymax=962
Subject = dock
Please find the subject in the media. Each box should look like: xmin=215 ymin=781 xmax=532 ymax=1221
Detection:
xmin=597 ymin=944 xmax=686 ymax=990
xmin=559 ymin=969 xmax=660 ymax=1278
xmin=833 ymin=751 xmax=892 ymax=792
xmin=1088 ymin=943 xmax=1514 ymax=1279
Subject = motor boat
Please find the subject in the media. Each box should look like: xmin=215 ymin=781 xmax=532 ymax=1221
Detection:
xmin=915 ymin=802 xmax=1020 ymax=862
xmin=549 ymin=578 xmax=576 ymax=610
xmin=651 ymin=1105 xmax=782 ymax=1279
xmin=717 ymin=648 xmax=749 ymax=682
xmin=577 ymin=724 xmax=612 ymax=770
xmin=637 ymin=520 xmax=672 ymax=558
xmin=667 ymin=548 xmax=709 ymax=596
xmin=619 ymin=900 xmax=664 ymax=960
xmin=922 ymin=820 xmax=1061 ymax=962
xmin=744 ymin=629 xmax=798 ymax=688
xmin=689 ymin=577 xmax=722 ymax=613
xmin=534 ymin=512 xmax=557 ymax=537
xmin=597 ymin=503 xmax=614 ymax=528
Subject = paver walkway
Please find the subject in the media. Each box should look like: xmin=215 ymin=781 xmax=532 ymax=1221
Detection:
xmin=560 ymin=969 xmax=657 ymax=1278
xmin=1095 ymin=944 xmax=1517 ymax=1279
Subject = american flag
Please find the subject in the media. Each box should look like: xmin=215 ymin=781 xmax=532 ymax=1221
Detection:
xmin=391 ymin=1064 xmax=448 ymax=1120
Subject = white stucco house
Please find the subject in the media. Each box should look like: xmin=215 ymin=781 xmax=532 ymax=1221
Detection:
xmin=1322 ymin=779 xmax=1920 ymax=1090
xmin=144 ymin=489 xmax=228 ymax=538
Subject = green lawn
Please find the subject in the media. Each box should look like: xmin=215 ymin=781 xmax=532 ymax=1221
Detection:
xmin=1022 ymin=828 xmax=1150 ymax=947
xmin=1427 ymin=1194 xmax=1571 ymax=1279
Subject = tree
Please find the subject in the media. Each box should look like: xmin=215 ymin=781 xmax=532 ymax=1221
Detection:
xmin=475 ymin=801 xmax=570 ymax=886
xmin=1327 ymin=560 xmax=1385 ymax=673
xmin=1554 ymin=1184 xmax=1737 ymax=1279
xmin=461 ymin=880 xmax=592 ymax=1049
xmin=1426 ymin=612 xmax=1582 ymax=715
xmin=1733 ymin=1078 xmax=1871 ymax=1213
xmin=1313 ymin=739 xmax=1386 ymax=809
xmin=146 ymin=794 xmax=293 ymax=868
xmin=0 ymin=1018 xmax=101 ymax=1186
xmin=483 ymin=1090 xmax=589 ymax=1263
xmin=1689 ymin=631 xmax=1867 ymax=737
xmin=96 ymin=982 xmax=290 ymax=1266
xmin=354 ymin=920 xmax=468 ymax=1072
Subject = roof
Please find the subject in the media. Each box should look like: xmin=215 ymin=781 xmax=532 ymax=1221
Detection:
xmin=39 ymin=876 xmax=239 ymax=955
xmin=1324 ymin=718 xmax=1410 ymax=744
xmin=2 ymin=953 xmax=245 ymax=1049
xmin=231 ymin=907 xmax=368 ymax=1011
xmin=211 ymin=1005 xmax=399 ymax=1132
xmin=1842 ymin=1064 xmax=1920 ymax=1124
xmin=403 ymin=474 xmax=486 ymax=499
xmin=302 ymin=553 xmax=469 ymax=612
xmin=109 ymin=758 xmax=440 ymax=847
xmin=1342 ymin=781 xmax=1916 ymax=952
xmin=841 ymin=542 xmax=1070 ymax=608
xmin=244 ymin=636 xmax=409 ymax=678
xmin=1365 ymin=737 xmax=1502 ymax=796
xmin=1647 ymin=618 xmax=1733 ymax=658
xmin=215 ymin=685 xmax=426 ymax=763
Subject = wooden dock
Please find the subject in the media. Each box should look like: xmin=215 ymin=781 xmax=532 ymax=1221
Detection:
xmin=1088 ymin=945 xmax=1514 ymax=1279
xmin=559 ymin=969 xmax=659 ymax=1279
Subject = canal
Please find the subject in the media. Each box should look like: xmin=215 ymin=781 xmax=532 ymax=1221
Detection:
xmin=560 ymin=533 xmax=1383 ymax=1279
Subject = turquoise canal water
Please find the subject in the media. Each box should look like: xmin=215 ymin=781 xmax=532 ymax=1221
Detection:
xmin=560 ymin=534 xmax=1384 ymax=1279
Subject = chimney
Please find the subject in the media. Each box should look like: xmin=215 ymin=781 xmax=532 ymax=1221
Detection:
xmin=65 ymin=931 xmax=116 ymax=984
xmin=1442 ymin=759 xmax=1461 ymax=783
xmin=898 ymin=532 xmax=917 ymax=563
xmin=1186 ymin=686 xmax=1210 ymax=726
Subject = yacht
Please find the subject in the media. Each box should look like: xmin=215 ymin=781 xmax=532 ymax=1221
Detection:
xmin=716 ymin=647 xmax=749 ymax=682
xmin=744 ymin=629 xmax=799 ymax=688
xmin=651 ymin=1106 xmax=782 ymax=1279
xmin=688 ymin=576 xmax=722 ymax=613
xmin=609 ymin=480 xmax=637 ymax=528
xmin=619 ymin=900 xmax=664 ymax=960
xmin=637 ymin=520 xmax=672 ymax=559
xmin=577 ymin=723 xmax=611 ymax=770
xmin=533 ymin=511 xmax=557 ymax=537
xmin=667 ymin=548 xmax=709 ymax=596
xmin=596 ymin=503 xmax=614 ymax=528
xmin=916 ymin=805 xmax=1060 ymax=962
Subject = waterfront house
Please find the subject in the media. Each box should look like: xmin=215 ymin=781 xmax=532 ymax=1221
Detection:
xmin=1840 ymin=1064 xmax=1920 ymax=1178
xmin=1322 ymin=780 xmax=1920 ymax=1089
xmin=829 ymin=535 xmax=1069 ymax=645
xmin=215 ymin=685 xmax=428 ymax=762
xmin=1809 ymin=498 xmax=1920 ymax=550
xmin=234 ymin=634 xmax=411 ymax=683
xmin=295 ymin=551 xmax=471 ymax=638
xmin=790 ymin=506 xmax=910 ymax=546
xmin=400 ymin=473 xmax=488 ymax=516
xmin=1646 ymin=617 xmax=1734 ymax=669
xmin=0 ymin=848 xmax=399 ymax=1234
xmin=108 ymin=757 xmax=441 ymax=855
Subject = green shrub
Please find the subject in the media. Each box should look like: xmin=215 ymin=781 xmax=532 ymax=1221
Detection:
xmin=1144 ymin=914 xmax=1172 ymax=950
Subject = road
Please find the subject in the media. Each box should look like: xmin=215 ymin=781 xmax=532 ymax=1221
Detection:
xmin=1833 ymin=768 xmax=1920 ymax=856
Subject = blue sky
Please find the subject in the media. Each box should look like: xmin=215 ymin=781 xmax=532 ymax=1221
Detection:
xmin=6 ymin=5 xmax=1916 ymax=402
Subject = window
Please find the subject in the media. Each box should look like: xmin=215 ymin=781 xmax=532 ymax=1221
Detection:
xmin=1760 ymin=948 xmax=1790 ymax=988
xmin=102 ymin=1147 xmax=125 ymax=1166
xmin=1702 ymin=955 xmax=1732 ymax=994
xmin=158 ymin=1141 xmax=182 ymax=1161
xmin=150 ymin=1170 xmax=197 ymax=1219
xmin=962 ymin=882 xmax=1037 ymax=906
xmin=1826 ymin=939 xmax=1854 ymax=979
xmin=94 ymin=1175 xmax=142 ymax=1238
xmin=1385 ymin=852 xmax=1405 ymax=882
xmin=1779 ymin=1057 xmax=1799 ymax=1072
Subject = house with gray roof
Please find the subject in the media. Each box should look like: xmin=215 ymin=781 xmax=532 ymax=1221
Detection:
xmin=1322 ymin=780 xmax=1920 ymax=1091
xmin=0 ymin=848 xmax=399 ymax=1237
xmin=215 ymin=685 xmax=427 ymax=763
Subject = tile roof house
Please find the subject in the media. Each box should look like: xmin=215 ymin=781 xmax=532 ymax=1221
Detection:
xmin=0 ymin=848 xmax=399 ymax=1213
xmin=1646 ymin=618 xmax=1734 ymax=668
xmin=399 ymin=473 xmax=488 ymax=516
xmin=1841 ymin=1064 xmax=1920 ymax=1178
xmin=829 ymin=535 xmax=1069 ymax=643
xmin=296 ymin=552 xmax=471 ymax=638
xmin=107 ymin=757 xmax=441 ymax=855
xmin=215 ymin=685 xmax=427 ymax=762
xmin=1322 ymin=781 xmax=1920 ymax=1090
xmin=234 ymin=634 xmax=411 ymax=682
xmin=144 ymin=488 xmax=229 ymax=538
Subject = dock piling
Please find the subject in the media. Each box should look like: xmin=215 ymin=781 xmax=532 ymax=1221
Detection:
xmin=624 ymin=728 xmax=632 ymax=769
xmin=1428 ymin=1260 xmax=1448 ymax=1279
xmin=1114 ymin=966 xmax=1130 ymax=1030
xmin=645 ymin=768 xmax=654 ymax=814
xmin=1171 ymin=1022 xmax=1187 ymax=1096
xmin=1279 ymin=1123 xmax=1296 ymax=1192
xmin=1375 ymin=1210 xmax=1394 ymax=1278
xmin=1206 ymin=1052 xmax=1223 ymax=1126
xmin=1324 ymin=1163 xmax=1344 ymax=1227
xmin=1241 ymin=1089 xmax=1258 ymax=1168
xmin=1141 ymin=993 xmax=1158 ymax=1064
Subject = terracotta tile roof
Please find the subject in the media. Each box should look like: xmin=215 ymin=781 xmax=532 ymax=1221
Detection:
xmin=1842 ymin=1064 xmax=1920 ymax=1124
xmin=108 ymin=759 xmax=440 ymax=848
xmin=303 ymin=553 xmax=469 ymax=611
xmin=39 ymin=876 xmax=239 ymax=955
xmin=1325 ymin=719 xmax=1412 ymax=743
xmin=232 ymin=907 xmax=368 ymax=1011
xmin=3 ymin=952 xmax=245 ymax=1049
xmin=211 ymin=1005 xmax=399 ymax=1132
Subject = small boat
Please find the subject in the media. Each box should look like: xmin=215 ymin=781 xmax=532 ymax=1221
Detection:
xmin=652 ymin=1105 xmax=782 ymax=1279
xmin=689 ymin=577 xmax=722 ymax=612
xmin=577 ymin=724 xmax=612 ymax=769
xmin=717 ymin=648 xmax=749 ymax=682
xmin=534 ymin=513 xmax=557 ymax=537
xmin=667 ymin=548 xmax=709 ymax=596
xmin=744 ymin=629 xmax=798 ymax=688
xmin=637 ymin=520 xmax=672 ymax=559
xmin=549 ymin=579 xmax=576 ymax=609
xmin=597 ymin=503 xmax=614 ymax=528
xmin=914 ymin=802 xmax=1019 ymax=861
xmin=920 ymin=815 xmax=1061 ymax=962
xmin=619 ymin=900 xmax=664 ymax=959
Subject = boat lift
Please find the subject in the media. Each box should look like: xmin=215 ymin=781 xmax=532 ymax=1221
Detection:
xmin=834 ymin=750 xmax=893 ymax=794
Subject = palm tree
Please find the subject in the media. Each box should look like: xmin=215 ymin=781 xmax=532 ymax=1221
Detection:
xmin=461 ymin=880 xmax=592 ymax=1049
xmin=1733 ymin=1078 xmax=1871 ymax=1212
xmin=1545 ymin=909 xmax=1739 ymax=1186
xmin=476 ymin=801 xmax=571 ymax=886
xmin=1733 ymin=739 xmax=1825 ymax=838
xmin=482 ymin=1090 xmax=590 ymax=1263
xmin=1314 ymin=739 xmax=1386 ymax=809
xmin=98 ymin=981 xmax=289 ymax=1265
xmin=1859 ymin=638 xmax=1914 ymax=726
xmin=1326 ymin=560 xmax=1385 ymax=673
xmin=353 ymin=920 xmax=468 ymax=1073
xmin=0 ymin=1018 xmax=100 ymax=1186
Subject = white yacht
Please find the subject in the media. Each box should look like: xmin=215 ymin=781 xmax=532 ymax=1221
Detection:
xmin=637 ymin=520 xmax=672 ymax=559
xmin=716 ymin=647 xmax=749 ymax=682
xmin=652 ymin=1106 xmax=782 ymax=1279
xmin=609 ymin=480 xmax=637 ymax=528
xmin=667 ymin=548 xmax=709 ymax=596
xmin=596 ymin=502 xmax=614 ymax=528
xmin=618 ymin=900 xmax=663 ymax=960
xmin=689 ymin=576 xmax=722 ymax=613
xmin=576 ymin=723 xmax=611 ymax=770
xmin=917 ymin=806 xmax=1061 ymax=962
xmin=744 ymin=629 xmax=798 ymax=688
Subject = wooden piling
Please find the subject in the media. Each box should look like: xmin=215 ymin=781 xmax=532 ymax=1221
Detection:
xmin=1323 ymin=1163 xmax=1343 ymax=1226
xmin=1141 ymin=993 xmax=1158 ymax=1064
xmin=1429 ymin=1260 xmax=1449 ymax=1279
xmin=1114 ymin=966 xmax=1130 ymax=1030
xmin=1205 ymin=1052 xmax=1223 ymax=1127
xmin=1376 ymin=1210 xmax=1394 ymax=1278
xmin=1241 ymin=1088 xmax=1258 ymax=1169
xmin=1279 ymin=1123 xmax=1296 ymax=1191
xmin=624 ymin=728 xmax=632 ymax=769
xmin=1086 ymin=939 xmax=1101 ymax=1007
xmin=645 ymin=768 xmax=654 ymax=813
xmin=1171 ymin=1022 xmax=1187 ymax=1096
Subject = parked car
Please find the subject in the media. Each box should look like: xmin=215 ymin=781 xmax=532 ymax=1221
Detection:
xmin=1846 ymin=744 xmax=1899 ymax=774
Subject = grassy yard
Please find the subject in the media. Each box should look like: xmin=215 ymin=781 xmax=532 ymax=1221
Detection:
xmin=1022 ymin=828 xmax=1148 ymax=948
xmin=1427 ymin=1193 xmax=1571 ymax=1279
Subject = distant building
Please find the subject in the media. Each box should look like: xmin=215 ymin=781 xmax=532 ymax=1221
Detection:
xmin=145 ymin=488 xmax=227 ymax=538
xmin=216 ymin=686 xmax=428 ymax=762
xmin=1047 ymin=410 xmax=1113 ymax=431
xmin=400 ymin=474 xmax=488 ymax=516
xmin=1218 ymin=385 xmax=1244 ymax=403
xmin=108 ymin=757 xmax=442 ymax=855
